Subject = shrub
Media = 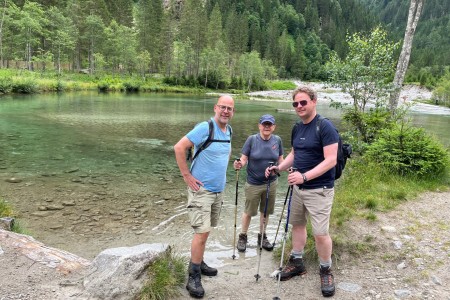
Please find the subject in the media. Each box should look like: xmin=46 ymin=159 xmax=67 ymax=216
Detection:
xmin=12 ymin=78 xmax=38 ymax=94
xmin=0 ymin=78 xmax=13 ymax=94
xmin=365 ymin=123 xmax=449 ymax=177
xmin=122 ymin=81 xmax=140 ymax=92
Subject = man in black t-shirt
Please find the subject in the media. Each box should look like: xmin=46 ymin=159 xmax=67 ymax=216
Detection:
xmin=267 ymin=85 xmax=339 ymax=297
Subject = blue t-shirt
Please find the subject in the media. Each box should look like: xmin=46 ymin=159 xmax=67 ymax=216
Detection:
xmin=242 ymin=134 xmax=283 ymax=185
xmin=186 ymin=118 xmax=231 ymax=193
xmin=291 ymin=114 xmax=339 ymax=189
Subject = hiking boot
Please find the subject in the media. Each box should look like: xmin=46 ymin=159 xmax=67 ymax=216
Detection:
xmin=200 ymin=260 xmax=217 ymax=276
xmin=237 ymin=233 xmax=247 ymax=252
xmin=278 ymin=255 xmax=307 ymax=281
xmin=186 ymin=263 xmax=205 ymax=298
xmin=319 ymin=266 xmax=335 ymax=297
xmin=258 ymin=233 xmax=274 ymax=251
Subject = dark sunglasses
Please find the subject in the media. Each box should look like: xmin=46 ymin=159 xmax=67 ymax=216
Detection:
xmin=292 ymin=100 xmax=308 ymax=107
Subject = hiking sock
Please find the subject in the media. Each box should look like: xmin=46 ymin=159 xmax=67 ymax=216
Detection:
xmin=319 ymin=259 xmax=332 ymax=270
xmin=291 ymin=250 xmax=304 ymax=259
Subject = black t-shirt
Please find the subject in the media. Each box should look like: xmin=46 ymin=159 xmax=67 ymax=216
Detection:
xmin=291 ymin=114 xmax=339 ymax=189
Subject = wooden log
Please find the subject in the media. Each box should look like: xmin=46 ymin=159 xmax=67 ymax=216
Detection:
xmin=0 ymin=229 xmax=90 ymax=275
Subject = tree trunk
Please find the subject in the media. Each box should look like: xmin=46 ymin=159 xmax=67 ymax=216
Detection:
xmin=389 ymin=0 xmax=424 ymax=111
xmin=0 ymin=0 xmax=7 ymax=68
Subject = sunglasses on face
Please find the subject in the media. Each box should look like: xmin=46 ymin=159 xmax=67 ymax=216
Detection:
xmin=217 ymin=105 xmax=234 ymax=112
xmin=261 ymin=122 xmax=274 ymax=127
xmin=292 ymin=100 xmax=308 ymax=107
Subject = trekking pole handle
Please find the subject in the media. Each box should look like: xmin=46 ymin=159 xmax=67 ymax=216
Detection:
xmin=268 ymin=161 xmax=281 ymax=177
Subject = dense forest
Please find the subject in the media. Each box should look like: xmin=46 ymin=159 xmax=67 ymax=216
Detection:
xmin=1 ymin=0 xmax=448 ymax=90
xmin=361 ymin=0 xmax=450 ymax=86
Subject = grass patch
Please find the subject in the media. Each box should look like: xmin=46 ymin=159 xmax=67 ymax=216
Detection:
xmin=266 ymin=80 xmax=296 ymax=90
xmin=0 ymin=198 xmax=13 ymax=217
xmin=139 ymin=246 xmax=186 ymax=300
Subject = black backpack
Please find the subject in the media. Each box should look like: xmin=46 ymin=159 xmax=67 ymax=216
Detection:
xmin=316 ymin=116 xmax=352 ymax=180
xmin=186 ymin=119 xmax=232 ymax=163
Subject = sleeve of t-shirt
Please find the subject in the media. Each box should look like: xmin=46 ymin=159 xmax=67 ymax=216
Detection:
xmin=186 ymin=121 xmax=209 ymax=147
xmin=321 ymin=120 xmax=339 ymax=147
xmin=241 ymin=135 xmax=253 ymax=156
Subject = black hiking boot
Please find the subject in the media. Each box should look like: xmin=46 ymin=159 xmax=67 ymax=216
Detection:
xmin=258 ymin=233 xmax=274 ymax=251
xmin=278 ymin=255 xmax=307 ymax=281
xmin=200 ymin=260 xmax=217 ymax=276
xmin=319 ymin=266 xmax=335 ymax=297
xmin=237 ymin=233 xmax=247 ymax=252
xmin=186 ymin=263 xmax=205 ymax=298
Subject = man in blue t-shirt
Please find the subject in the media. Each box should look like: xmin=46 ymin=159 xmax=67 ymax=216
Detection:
xmin=174 ymin=95 xmax=234 ymax=299
xmin=233 ymin=114 xmax=284 ymax=253
xmin=268 ymin=85 xmax=338 ymax=297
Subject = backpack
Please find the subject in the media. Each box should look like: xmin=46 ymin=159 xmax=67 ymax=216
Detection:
xmin=316 ymin=116 xmax=352 ymax=180
xmin=186 ymin=119 xmax=232 ymax=163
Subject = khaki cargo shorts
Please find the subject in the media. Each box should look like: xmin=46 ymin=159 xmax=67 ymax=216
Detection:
xmin=289 ymin=185 xmax=334 ymax=235
xmin=187 ymin=186 xmax=223 ymax=234
xmin=244 ymin=180 xmax=278 ymax=216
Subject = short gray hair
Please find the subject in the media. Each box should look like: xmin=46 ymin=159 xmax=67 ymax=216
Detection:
xmin=292 ymin=85 xmax=317 ymax=101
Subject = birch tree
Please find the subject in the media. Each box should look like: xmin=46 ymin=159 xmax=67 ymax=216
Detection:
xmin=389 ymin=0 xmax=424 ymax=111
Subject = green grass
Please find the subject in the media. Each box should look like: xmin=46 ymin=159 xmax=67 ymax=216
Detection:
xmin=139 ymin=246 xmax=187 ymax=300
xmin=265 ymin=80 xmax=296 ymax=90
xmin=0 ymin=198 xmax=13 ymax=217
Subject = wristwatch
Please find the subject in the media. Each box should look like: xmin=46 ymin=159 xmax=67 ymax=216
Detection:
xmin=301 ymin=173 xmax=308 ymax=183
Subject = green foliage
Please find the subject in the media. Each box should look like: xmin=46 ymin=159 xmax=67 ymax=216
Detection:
xmin=342 ymin=106 xmax=394 ymax=148
xmin=365 ymin=123 xmax=450 ymax=177
xmin=266 ymin=80 xmax=296 ymax=90
xmin=12 ymin=78 xmax=38 ymax=93
xmin=139 ymin=246 xmax=186 ymax=300
xmin=0 ymin=78 xmax=13 ymax=94
xmin=326 ymin=27 xmax=399 ymax=112
xmin=432 ymin=71 xmax=450 ymax=108
xmin=0 ymin=198 xmax=13 ymax=217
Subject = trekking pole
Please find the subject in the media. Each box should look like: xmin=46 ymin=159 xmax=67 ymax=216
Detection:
xmin=232 ymin=158 xmax=240 ymax=260
xmin=255 ymin=161 xmax=274 ymax=281
xmin=273 ymin=167 xmax=297 ymax=300
xmin=272 ymin=185 xmax=291 ymax=248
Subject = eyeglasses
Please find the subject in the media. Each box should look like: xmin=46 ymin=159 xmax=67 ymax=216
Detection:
xmin=261 ymin=122 xmax=274 ymax=127
xmin=217 ymin=105 xmax=234 ymax=112
xmin=292 ymin=100 xmax=308 ymax=108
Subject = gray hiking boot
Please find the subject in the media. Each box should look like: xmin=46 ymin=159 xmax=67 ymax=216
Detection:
xmin=200 ymin=260 xmax=217 ymax=276
xmin=186 ymin=262 xmax=205 ymax=298
xmin=258 ymin=233 xmax=274 ymax=251
xmin=237 ymin=233 xmax=247 ymax=252
xmin=319 ymin=266 xmax=335 ymax=297
xmin=278 ymin=255 xmax=307 ymax=281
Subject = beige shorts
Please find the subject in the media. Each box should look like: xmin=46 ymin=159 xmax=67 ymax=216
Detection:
xmin=244 ymin=180 xmax=278 ymax=216
xmin=289 ymin=186 xmax=334 ymax=235
xmin=187 ymin=186 xmax=223 ymax=234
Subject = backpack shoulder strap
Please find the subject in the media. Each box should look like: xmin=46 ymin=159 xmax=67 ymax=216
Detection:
xmin=192 ymin=119 xmax=214 ymax=161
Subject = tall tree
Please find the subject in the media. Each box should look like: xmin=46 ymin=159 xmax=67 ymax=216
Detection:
xmin=46 ymin=6 xmax=76 ymax=74
xmin=16 ymin=1 xmax=47 ymax=70
xmin=389 ymin=0 xmax=424 ymax=111
xmin=179 ymin=0 xmax=207 ymax=76
xmin=135 ymin=0 xmax=163 ymax=73
xmin=84 ymin=14 xmax=105 ymax=74
xmin=105 ymin=0 xmax=133 ymax=27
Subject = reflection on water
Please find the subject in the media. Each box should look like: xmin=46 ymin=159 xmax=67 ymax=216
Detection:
xmin=0 ymin=92 xmax=448 ymax=260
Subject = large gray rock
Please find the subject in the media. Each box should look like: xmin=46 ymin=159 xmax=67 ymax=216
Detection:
xmin=82 ymin=243 xmax=168 ymax=300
